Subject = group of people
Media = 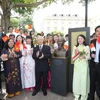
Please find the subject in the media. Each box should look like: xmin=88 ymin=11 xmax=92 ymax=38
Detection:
xmin=0 ymin=25 xmax=68 ymax=98
xmin=72 ymin=25 xmax=100 ymax=100
xmin=0 ymin=24 xmax=100 ymax=100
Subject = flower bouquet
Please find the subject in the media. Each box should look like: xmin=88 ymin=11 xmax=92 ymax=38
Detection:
xmin=72 ymin=49 xmax=87 ymax=61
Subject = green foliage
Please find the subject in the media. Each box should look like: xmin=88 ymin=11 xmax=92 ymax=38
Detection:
xmin=51 ymin=31 xmax=64 ymax=36
xmin=10 ymin=18 xmax=19 ymax=28
xmin=13 ymin=7 xmax=33 ymax=15
xmin=19 ymin=15 xmax=33 ymax=29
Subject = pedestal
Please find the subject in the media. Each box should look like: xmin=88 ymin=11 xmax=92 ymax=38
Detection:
xmin=50 ymin=57 xmax=69 ymax=96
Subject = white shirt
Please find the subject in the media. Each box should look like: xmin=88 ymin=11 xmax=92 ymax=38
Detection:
xmin=94 ymin=41 xmax=100 ymax=62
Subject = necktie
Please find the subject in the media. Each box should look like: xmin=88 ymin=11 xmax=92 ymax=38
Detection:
xmin=39 ymin=45 xmax=42 ymax=51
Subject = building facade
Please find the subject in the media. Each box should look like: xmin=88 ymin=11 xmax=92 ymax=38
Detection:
xmin=42 ymin=14 xmax=100 ymax=35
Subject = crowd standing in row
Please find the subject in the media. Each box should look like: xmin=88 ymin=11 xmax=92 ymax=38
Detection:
xmin=0 ymin=25 xmax=100 ymax=100
xmin=0 ymin=25 xmax=68 ymax=98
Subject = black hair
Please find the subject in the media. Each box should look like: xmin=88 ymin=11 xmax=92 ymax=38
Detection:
xmin=46 ymin=33 xmax=51 ymax=37
xmin=65 ymin=34 xmax=68 ymax=37
xmin=9 ymin=34 xmax=15 ymax=38
xmin=95 ymin=25 xmax=100 ymax=32
xmin=16 ymin=35 xmax=24 ymax=43
xmin=24 ymin=30 xmax=28 ymax=33
xmin=4 ymin=38 xmax=14 ymax=50
xmin=29 ymin=31 xmax=34 ymax=36
xmin=26 ymin=36 xmax=34 ymax=48
xmin=8 ymin=26 xmax=13 ymax=30
xmin=76 ymin=34 xmax=87 ymax=47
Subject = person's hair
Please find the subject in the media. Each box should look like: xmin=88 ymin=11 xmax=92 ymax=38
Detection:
xmin=24 ymin=30 xmax=28 ymax=33
xmin=95 ymin=25 xmax=100 ymax=32
xmin=37 ymin=33 xmax=41 ymax=36
xmin=26 ymin=36 xmax=34 ymax=47
xmin=65 ymin=34 xmax=68 ymax=37
xmin=8 ymin=26 xmax=13 ymax=30
xmin=46 ymin=33 xmax=51 ymax=37
xmin=36 ymin=35 xmax=44 ymax=40
xmin=16 ymin=35 xmax=24 ymax=43
xmin=53 ymin=34 xmax=58 ymax=37
xmin=9 ymin=34 xmax=15 ymax=38
xmin=29 ymin=31 xmax=34 ymax=36
xmin=49 ymin=34 xmax=52 ymax=37
xmin=4 ymin=38 xmax=14 ymax=50
xmin=76 ymin=34 xmax=87 ymax=47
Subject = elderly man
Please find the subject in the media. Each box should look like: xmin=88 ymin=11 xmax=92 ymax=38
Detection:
xmin=32 ymin=35 xmax=51 ymax=96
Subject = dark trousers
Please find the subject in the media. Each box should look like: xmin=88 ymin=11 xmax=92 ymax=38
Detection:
xmin=90 ymin=63 xmax=100 ymax=100
xmin=35 ymin=71 xmax=48 ymax=91
xmin=0 ymin=66 xmax=1 ymax=90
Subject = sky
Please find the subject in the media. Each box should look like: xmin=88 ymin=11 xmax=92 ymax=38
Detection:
xmin=33 ymin=0 xmax=100 ymax=32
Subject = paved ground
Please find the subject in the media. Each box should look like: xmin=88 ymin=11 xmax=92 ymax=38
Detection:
xmin=0 ymin=76 xmax=99 ymax=100
xmin=1 ymin=88 xmax=99 ymax=100
xmin=1 ymin=89 xmax=74 ymax=100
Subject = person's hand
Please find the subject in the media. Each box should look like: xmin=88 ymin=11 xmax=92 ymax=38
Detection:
xmin=91 ymin=54 xmax=95 ymax=58
xmin=4 ymin=54 xmax=8 ymax=58
xmin=14 ymin=53 xmax=17 ymax=58
xmin=1 ymin=54 xmax=8 ymax=61
xmin=39 ymin=53 xmax=44 ymax=59
xmin=1 ymin=54 xmax=5 ymax=60
xmin=9 ymin=53 xmax=14 ymax=58
xmin=36 ymin=51 xmax=39 ymax=57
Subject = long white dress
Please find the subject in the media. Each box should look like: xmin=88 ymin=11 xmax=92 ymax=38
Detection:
xmin=19 ymin=44 xmax=25 ymax=89
xmin=72 ymin=45 xmax=90 ymax=100
xmin=23 ymin=44 xmax=35 ymax=88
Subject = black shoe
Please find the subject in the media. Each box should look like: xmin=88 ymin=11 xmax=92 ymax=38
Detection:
xmin=32 ymin=90 xmax=40 ymax=96
xmin=43 ymin=91 xmax=47 ymax=96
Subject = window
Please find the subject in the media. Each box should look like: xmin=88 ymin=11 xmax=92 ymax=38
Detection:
xmin=54 ymin=27 xmax=57 ymax=31
xmin=61 ymin=27 xmax=64 ymax=31
xmin=47 ymin=27 xmax=50 ymax=31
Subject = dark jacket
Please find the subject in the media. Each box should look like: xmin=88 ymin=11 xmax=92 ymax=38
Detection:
xmin=90 ymin=39 xmax=96 ymax=67
xmin=33 ymin=45 xmax=51 ymax=72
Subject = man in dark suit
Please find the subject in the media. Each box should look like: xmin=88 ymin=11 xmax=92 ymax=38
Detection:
xmin=89 ymin=25 xmax=100 ymax=100
xmin=32 ymin=35 xmax=51 ymax=96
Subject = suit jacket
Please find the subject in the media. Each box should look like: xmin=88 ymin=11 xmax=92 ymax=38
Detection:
xmin=90 ymin=39 xmax=97 ymax=67
xmin=33 ymin=45 xmax=52 ymax=72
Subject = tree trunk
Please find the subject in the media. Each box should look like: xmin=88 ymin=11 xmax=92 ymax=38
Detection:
xmin=1 ymin=0 xmax=11 ymax=34
xmin=3 ymin=13 xmax=10 ymax=34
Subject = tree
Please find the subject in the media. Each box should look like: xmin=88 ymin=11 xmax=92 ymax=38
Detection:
xmin=10 ymin=17 xmax=19 ymax=27
xmin=0 ymin=0 xmax=95 ymax=33
xmin=18 ymin=15 xmax=33 ymax=29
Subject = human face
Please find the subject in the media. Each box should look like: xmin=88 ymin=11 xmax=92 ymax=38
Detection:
xmin=78 ymin=36 xmax=85 ymax=45
xmin=19 ymin=29 xmax=23 ymax=34
xmin=65 ymin=36 xmax=68 ymax=41
xmin=31 ymin=31 xmax=34 ymax=35
xmin=17 ymin=36 xmax=23 ymax=43
xmin=54 ymin=35 xmax=58 ymax=42
xmin=8 ymin=39 xmax=14 ymax=48
xmin=9 ymin=36 xmax=15 ymax=40
xmin=26 ymin=38 xmax=32 ymax=44
xmin=95 ymin=27 xmax=100 ymax=37
xmin=9 ymin=27 xmax=13 ymax=33
xmin=37 ymin=37 xmax=44 ymax=45
xmin=48 ymin=36 xmax=52 ymax=41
